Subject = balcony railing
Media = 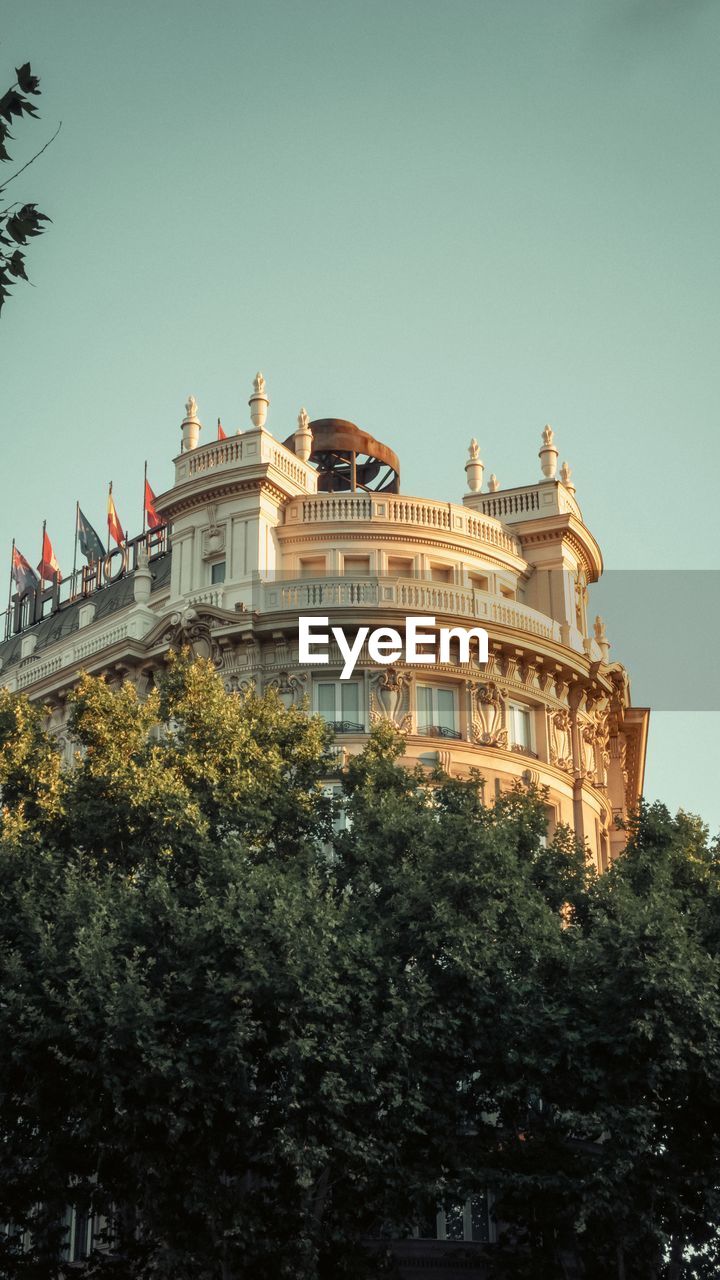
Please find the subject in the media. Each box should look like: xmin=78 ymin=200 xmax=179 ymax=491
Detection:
xmin=282 ymin=493 xmax=521 ymax=557
xmin=257 ymin=575 xmax=561 ymax=642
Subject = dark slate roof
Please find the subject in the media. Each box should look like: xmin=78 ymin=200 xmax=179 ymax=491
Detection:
xmin=0 ymin=552 xmax=172 ymax=672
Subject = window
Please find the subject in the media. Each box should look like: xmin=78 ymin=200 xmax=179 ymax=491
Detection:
xmin=415 ymin=1194 xmax=493 ymax=1243
xmin=417 ymin=685 xmax=460 ymax=739
xmin=508 ymin=702 xmax=533 ymax=753
xmin=316 ymin=681 xmax=364 ymax=732
xmin=299 ymin=556 xmax=325 ymax=577
xmin=343 ymin=555 xmax=371 ymax=575
xmin=469 ymin=572 xmax=489 ymax=592
xmin=500 ymin=585 xmax=515 ymax=600
xmin=430 ymin=563 xmax=453 ymax=583
xmin=211 ymin=561 xmax=226 ymax=584
xmin=387 ymin=555 xmax=413 ymax=577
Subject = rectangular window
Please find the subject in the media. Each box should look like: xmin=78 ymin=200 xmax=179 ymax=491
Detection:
xmin=469 ymin=572 xmax=490 ymax=592
xmin=316 ymin=681 xmax=364 ymax=731
xmin=299 ymin=556 xmax=326 ymax=576
xmin=509 ymin=703 xmax=533 ymax=752
xmin=430 ymin=563 xmax=453 ymax=583
xmin=211 ymin=561 xmax=226 ymax=584
xmin=417 ymin=685 xmax=459 ymax=738
xmin=343 ymin=555 xmax=371 ymax=575
xmin=387 ymin=555 xmax=414 ymax=577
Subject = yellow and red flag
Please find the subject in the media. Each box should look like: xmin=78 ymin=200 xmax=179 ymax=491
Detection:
xmin=37 ymin=528 xmax=61 ymax=583
xmin=217 ymin=419 xmax=227 ymax=441
xmin=107 ymin=484 xmax=125 ymax=548
xmin=144 ymin=479 xmax=162 ymax=530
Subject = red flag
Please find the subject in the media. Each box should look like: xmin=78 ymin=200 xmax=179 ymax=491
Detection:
xmin=37 ymin=529 xmax=61 ymax=584
xmin=144 ymin=479 xmax=162 ymax=530
xmin=107 ymin=484 xmax=125 ymax=548
xmin=217 ymin=419 xmax=227 ymax=441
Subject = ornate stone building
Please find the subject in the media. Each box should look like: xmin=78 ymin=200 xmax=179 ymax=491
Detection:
xmin=1 ymin=376 xmax=647 ymax=873
xmin=0 ymin=375 xmax=649 ymax=1271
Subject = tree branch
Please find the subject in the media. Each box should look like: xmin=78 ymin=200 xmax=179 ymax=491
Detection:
xmin=0 ymin=120 xmax=61 ymax=193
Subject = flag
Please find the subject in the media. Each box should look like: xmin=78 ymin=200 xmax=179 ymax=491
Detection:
xmin=37 ymin=529 xmax=61 ymax=584
xmin=217 ymin=419 xmax=227 ymax=441
xmin=12 ymin=545 xmax=39 ymax=593
xmin=144 ymin=479 xmax=162 ymax=530
xmin=107 ymin=484 xmax=125 ymax=548
xmin=77 ymin=507 xmax=105 ymax=563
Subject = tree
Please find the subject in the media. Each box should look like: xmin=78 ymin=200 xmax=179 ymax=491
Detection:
xmin=0 ymin=656 xmax=719 ymax=1279
xmin=0 ymin=57 xmax=54 ymax=313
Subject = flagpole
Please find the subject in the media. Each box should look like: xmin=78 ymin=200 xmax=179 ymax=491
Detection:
xmin=142 ymin=461 xmax=147 ymax=536
xmin=39 ymin=519 xmax=46 ymax=583
xmin=72 ymin=502 xmax=79 ymax=587
xmin=5 ymin=538 xmax=15 ymax=638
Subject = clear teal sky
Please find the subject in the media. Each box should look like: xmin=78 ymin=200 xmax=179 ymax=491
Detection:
xmin=1 ymin=1 xmax=718 ymax=831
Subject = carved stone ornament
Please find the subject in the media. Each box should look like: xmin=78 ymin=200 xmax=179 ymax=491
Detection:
xmin=162 ymin=607 xmax=222 ymax=666
xmin=548 ymin=707 xmax=573 ymax=772
xmin=185 ymin=395 xmax=199 ymax=421
xmin=264 ymin=670 xmax=308 ymax=710
xmin=470 ymin=681 xmax=508 ymax=748
xmin=253 ymin=372 xmax=266 ymax=396
xmin=580 ymin=721 xmax=597 ymax=783
xmin=371 ymin=667 xmax=412 ymax=731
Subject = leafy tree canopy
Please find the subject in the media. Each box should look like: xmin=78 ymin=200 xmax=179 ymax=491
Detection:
xmin=0 ymin=655 xmax=718 ymax=1280
xmin=0 ymin=58 xmax=54 ymax=313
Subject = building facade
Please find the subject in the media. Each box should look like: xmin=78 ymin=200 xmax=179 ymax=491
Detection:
xmin=0 ymin=376 xmax=650 ymax=1272
xmin=0 ymin=376 xmax=648 ymax=873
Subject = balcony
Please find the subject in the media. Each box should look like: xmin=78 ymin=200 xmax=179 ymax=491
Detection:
xmin=281 ymin=492 xmax=522 ymax=559
xmin=256 ymin=575 xmax=561 ymax=643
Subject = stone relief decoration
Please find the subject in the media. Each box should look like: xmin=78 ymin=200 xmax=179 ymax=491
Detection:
xmin=469 ymin=681 xmax=508 ymax=748
xmin=496 ymin=653 xmax=517 ymax=681
xmin=580 ymin=721 xmax=598 ymax=783
xmin=574 ymin=571 xmax=588 ymax=632
xmin=264 ymin=671 xmax=308 ymax=710
xmin=202 ymin=502 xmax=226 ymax=560
xmin=370 ymin=667 xmax=412 ymax=732
xmin=225 ymin=675 xmax=256 ymax=695
xmin=161 ymin=606 xmax=223 ymax=666
xmin=548 ymin=708 xmax=573 ymax=772
xmin=272 ymin=631 xmax=290 ymax=667
xmin=536 ymin=667 xmax=552 ymax=694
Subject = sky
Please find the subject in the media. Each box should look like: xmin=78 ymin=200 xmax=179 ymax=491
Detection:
xmin=1 ymin=0 xmax=718 ymax=831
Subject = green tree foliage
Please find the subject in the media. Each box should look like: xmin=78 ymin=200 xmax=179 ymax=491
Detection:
xmin=0 ymin=59 xmax=52 ymax=313
xmin=0 ymin=656 xmax=718 ymax=1278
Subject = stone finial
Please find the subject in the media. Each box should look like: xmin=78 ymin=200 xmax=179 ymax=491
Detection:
xmin=295 ymin=407 xmax=313 ymax=463
xmin=181 ymin=395 xmax=202 ymax=452
xmin=488 ymin=473 xmax=500 ymax=493
xmin=249 ymin=372 xmax=270 ymax=429
xmin=465 ymin=439 xmax=484 ymax=493
xmin=560 ymin=460 xmax=576 ymax=494
xmin=134 ymin=549 xmax=152 ymax=605
xmin=539 ymin=423 xmax=558 ymax=480
xmin=594 ymin=615 xmax=610 ymax=663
